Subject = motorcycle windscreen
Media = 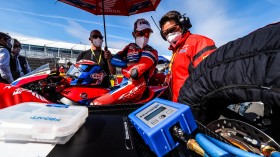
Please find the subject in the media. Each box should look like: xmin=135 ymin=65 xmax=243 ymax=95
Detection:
xmin=67 ymin=65 xmax=82 ymax=78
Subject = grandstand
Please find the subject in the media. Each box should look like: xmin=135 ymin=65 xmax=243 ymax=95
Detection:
xmin=12 ymin=35 xmax=171 ymax=72
xmin=14 ymin=35 xmax=121 ymax=70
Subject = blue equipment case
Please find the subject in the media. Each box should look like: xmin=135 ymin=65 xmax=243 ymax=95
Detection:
xmin=128 ymin=98 xmax=197 ymax=157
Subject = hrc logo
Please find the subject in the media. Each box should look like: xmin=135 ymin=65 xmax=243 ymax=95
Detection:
xmin=139 ymin=20 xmax=150 ymax=26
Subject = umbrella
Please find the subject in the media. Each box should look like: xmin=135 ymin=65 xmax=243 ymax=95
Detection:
xmin=57 ymin=0 xmax=161 ymax=50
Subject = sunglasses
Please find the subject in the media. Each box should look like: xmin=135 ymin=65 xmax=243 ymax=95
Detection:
xmin=162 ymin=25 xmax=180 ymax=37
xmin=91 ymin=35 xmax=103 ymax=39
xmin=134 ymin=29 xmax=152 ymax=38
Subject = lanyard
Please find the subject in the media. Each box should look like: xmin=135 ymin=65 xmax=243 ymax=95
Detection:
xmin=164 ymin=49 xmax=179 ymax=93
xmin=91 ymin=48 xmax=101 ymax=65
xmin=168 ymin=49 xmax=179 ymax=74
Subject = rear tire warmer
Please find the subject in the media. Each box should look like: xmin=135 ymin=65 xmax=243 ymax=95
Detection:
xmin=178 ymin=22 xmax=280 ymax=143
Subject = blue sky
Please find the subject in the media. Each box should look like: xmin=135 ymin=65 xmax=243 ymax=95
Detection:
xmin=0 ymin=0 xmax=280 ymax=56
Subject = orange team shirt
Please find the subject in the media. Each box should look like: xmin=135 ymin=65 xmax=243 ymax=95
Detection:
xmin=169 ymin=31 xmax=216 ymax=102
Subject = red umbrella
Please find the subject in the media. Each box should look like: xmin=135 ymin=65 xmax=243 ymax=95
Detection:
xmin=57 ymin=0 xmax=161 ymax=50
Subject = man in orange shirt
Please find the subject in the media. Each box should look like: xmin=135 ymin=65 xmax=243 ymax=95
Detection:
xmin=159 ymin=11 xmax=217 ymax=102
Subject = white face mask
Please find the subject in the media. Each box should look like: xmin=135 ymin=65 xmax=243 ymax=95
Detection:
xmin=92 ymin=38 xmax=103 ymax=48
xmin=166 ymin=31 xmax=182 ymax=47
xmin=136 ymin=36 xmax=149 ymax=48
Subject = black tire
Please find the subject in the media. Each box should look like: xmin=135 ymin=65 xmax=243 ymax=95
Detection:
xmin=178 ymin=22 xmax=280 ymax=142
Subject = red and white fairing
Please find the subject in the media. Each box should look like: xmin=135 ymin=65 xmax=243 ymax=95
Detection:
xmin=0 ymin=83 xmax=50 ymax=109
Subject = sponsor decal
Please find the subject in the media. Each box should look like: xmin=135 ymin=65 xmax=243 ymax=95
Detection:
xmin=123 ymin=121 xmax=130 ymax=139
xmin=32 ymin=92 xmax=49 ymax=102
xmin=179 ymin=49 xmax=186 ymax=53
xmin=8 ymin=86 xmax=48 ymax=102
xmin=139 ymin=103 xmax=160 ymax=118
xmin=139 ymin=20 xmax=150 ymax=26
xmin=13 ymin=88 xmax=29 ymax=95
xmin=30 ymin=116 xmax=60 ymax=121
xmin=98 ymin=0 xmax=120 ymax=14
xmin=127 ymin=50 xmax=139 ymax=56
xmin=123 ymin=117 xmax=133 ymax=149
xmin=122 ymin=69 xmax=129 ymax=73
xmin=80 ymin=92 xmax=88 ymax=99
xmin=179 ymin=45 xmax=188 ymax=53
xmin=4 ymin=85 xmax=12 ymax=89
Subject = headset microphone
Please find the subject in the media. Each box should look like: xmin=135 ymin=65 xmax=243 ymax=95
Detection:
xmin=150 ymin=16 xmax=168 ymax=41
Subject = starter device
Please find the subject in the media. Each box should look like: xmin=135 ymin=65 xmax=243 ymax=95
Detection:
xmin=128 ymin=98 xmax=197 ymax=157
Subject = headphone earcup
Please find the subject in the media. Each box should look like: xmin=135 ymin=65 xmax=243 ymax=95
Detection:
xmin=179 ymin=15 xmax=192 ymax=30
xmin=160 ymin=13 xmax=191 ymax=41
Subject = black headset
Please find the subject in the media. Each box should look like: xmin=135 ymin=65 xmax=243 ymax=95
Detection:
xmin=161 ymin=13 xmax=192 ymax=41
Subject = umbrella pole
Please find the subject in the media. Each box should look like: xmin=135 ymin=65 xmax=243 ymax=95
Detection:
xmin=102 ymin=0 xmax=108 ymax=51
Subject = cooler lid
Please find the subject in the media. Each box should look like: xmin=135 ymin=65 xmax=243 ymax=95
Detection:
xmin=0 ymin=102 xmax=88 ymax=143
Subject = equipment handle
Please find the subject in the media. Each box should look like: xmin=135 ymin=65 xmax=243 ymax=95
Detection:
xmin=187 ymin=139 xmax=205 ymax=156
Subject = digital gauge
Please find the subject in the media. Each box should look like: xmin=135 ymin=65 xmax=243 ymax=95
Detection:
xmin=128 ymin=98 xmax=197 ymax=157
xmin=136 ymin=102 xmax=177 ymax=128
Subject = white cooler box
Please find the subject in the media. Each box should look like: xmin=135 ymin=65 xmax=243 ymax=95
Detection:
xmin=0 ymin=102 xmax=88 ymax=144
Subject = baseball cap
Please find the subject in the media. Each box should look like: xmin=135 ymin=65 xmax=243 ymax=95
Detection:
xmin=89 ymin=30 xmax=102 ymax=38
xmin=134 ymin=18 xmax=153 ymax=32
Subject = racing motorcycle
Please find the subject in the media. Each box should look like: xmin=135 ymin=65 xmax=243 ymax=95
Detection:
xmin=11 ymin=60 xmax=167 ymax=107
